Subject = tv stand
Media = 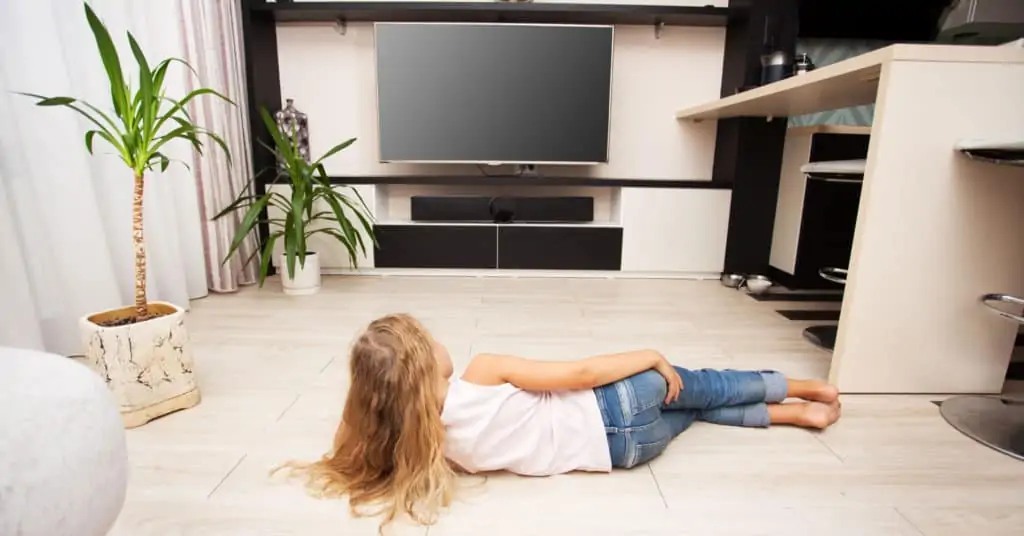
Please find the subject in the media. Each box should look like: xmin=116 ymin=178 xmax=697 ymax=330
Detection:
xmin=378 ymin=193 xmax=621 ymax=269
xmin=374 ymin=221 xmax=624 ymax=271
xmin=284 ymin=178 xmax=731 ymax=276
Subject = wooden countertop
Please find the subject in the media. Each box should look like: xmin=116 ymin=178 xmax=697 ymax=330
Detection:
xmin=676 ymin=44 xmax=1024 ymax=121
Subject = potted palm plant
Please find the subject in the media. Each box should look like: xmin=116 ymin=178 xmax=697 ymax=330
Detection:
xmin=21 ymin=3 xmax=231 ymax=427
xmin=216 ymin=108 xmax=375 ymax=295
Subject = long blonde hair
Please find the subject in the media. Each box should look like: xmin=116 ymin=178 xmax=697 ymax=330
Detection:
xmin=279 ymin=314 xmax=457 ymax=529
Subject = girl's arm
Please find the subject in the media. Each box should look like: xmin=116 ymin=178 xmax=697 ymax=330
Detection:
xmin=462 ymin=350 xmax=675 ymax=393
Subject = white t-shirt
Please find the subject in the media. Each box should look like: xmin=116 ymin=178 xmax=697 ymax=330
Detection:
xmin=441 ymin=378 xmax=612 ymax=476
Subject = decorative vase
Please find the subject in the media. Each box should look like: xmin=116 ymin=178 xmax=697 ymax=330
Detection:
xmin=280 ymin=252 xmax=322 ymax=296
xmin=274 ymin=98 xmax=310 ymax=164
xmin=79 ymin=302 xmax=201 ymax=428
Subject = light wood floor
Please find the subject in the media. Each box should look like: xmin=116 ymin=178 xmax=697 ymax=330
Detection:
xmin=109 ymin=276 xmax=1024 ymax=536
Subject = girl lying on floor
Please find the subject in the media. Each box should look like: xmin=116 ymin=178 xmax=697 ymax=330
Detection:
xmin=281 ymin=314 xmax=840 ymax=528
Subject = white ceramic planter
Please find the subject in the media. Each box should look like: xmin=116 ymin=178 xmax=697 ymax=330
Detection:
xmin=79 ymin=301 xmax=200 ymax=428
xmin=280 ymin=252 xmax=322 ymax=295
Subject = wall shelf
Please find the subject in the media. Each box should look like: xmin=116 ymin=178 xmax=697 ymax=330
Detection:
xmin=376 ymin=220 xmax=623 ymax=228
xmin=252 ymin=1 xmax=729 ymax=27
xmin=324 ymin=175 xmax=729 ymax=189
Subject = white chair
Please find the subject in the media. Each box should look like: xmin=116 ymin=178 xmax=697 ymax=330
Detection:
xmin=0 ymin=347 xmax=128 ymax=536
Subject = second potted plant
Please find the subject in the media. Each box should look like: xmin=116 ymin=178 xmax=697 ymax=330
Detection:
xmin=217 ymin=108 xmax=375 ymax=294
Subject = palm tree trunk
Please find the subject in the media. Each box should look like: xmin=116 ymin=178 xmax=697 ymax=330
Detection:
xmin=133 ymin=172 xmax=148 ymax=318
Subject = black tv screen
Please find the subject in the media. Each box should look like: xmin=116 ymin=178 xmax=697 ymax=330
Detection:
xmin=375 ymin=23 xmax=613 ymax=164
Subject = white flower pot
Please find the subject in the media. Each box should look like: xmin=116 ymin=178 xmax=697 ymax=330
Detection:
xmin=79 ymin=301 xmax=200 ymax=429
xmin=280 ymin=252 xmax=321 ymax=295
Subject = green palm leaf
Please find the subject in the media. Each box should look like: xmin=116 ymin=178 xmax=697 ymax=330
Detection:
xmin=258 ymin=232 xmax=285 ymax=286
xmin=215 ymin=105 xmax=376 ymax=283
xmin=312 ymin=138 xmax=356 ymax=166
xmin=20 ymin=2 xmax=235 ymax=316
xmin=84 ymin=3 xmax=128 ymax=118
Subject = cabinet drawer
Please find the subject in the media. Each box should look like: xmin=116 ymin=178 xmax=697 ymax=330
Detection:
xmin=498 ymin=226 xmax=622 ymax=270
xmin=374 ymin=225 xmax=497 ymax=268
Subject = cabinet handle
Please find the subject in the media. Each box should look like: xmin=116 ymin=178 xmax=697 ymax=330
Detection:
xmin=980 ymin=294 xmax=1024 ymax=325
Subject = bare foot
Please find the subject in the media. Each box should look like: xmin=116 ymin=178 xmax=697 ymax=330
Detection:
xmin=795 ymin=401 xmax=841 ymax=430
xmin=796 ymin=380 xmax=840 ymax=404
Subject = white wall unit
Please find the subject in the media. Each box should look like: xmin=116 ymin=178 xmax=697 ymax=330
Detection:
xmin=273 ymin=11 xmax=731 ymax=276
xmin=275 ymin=23 xmax=723 ymax=180
xmin=620 ymin=188 xmax=730 ymax=273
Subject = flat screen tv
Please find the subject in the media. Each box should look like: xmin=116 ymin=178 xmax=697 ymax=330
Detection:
xmin=374 ymin=23 xmax=613 ymax=165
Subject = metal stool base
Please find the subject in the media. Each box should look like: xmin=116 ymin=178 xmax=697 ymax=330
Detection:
xmin=939 ymin=395 xmax=1024 ymax=461
xmin=802 ymin=325 xmax=837 ymax=351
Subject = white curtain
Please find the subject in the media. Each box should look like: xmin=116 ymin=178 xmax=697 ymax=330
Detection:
xmin=179 ymin=0 xmax=259 ymax=293
xmin=0 ymin=0 xmax=252 ymax=354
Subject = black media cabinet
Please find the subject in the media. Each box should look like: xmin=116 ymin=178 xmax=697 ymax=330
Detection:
xmin=374 ymin=223 xmax=623 ymax=271
xmin=376 ymin=192 xmax=622 ymax=271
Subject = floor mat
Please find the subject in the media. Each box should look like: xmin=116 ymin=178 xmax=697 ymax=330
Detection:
xmin=777 ymin=309 xmax=841 ymax=321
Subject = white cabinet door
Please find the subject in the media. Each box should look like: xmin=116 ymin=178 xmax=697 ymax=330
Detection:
xmin=620 ymin=187 xmax=730 ymax=273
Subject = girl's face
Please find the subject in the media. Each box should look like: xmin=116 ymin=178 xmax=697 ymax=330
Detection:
xmin=432 ymin=338 xmax=454 ymax=380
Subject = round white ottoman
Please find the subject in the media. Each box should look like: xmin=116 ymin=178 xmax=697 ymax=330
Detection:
xmin=0 ymin=347 xmax=128 ymax=536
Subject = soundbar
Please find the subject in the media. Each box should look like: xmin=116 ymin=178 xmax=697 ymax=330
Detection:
xmin=410 ymin=196 xmax=594 ymax=223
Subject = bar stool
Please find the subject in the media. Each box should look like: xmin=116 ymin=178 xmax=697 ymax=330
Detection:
xmin=803 ymin=267 xmax=847 ymax=351
xmin=940 ymin=137 xmax=1024 ymax=460
xmin=940 ymin=294 xmax=1024 ymax=460
xmin=796 ymin=159 xmax=862 ymax=351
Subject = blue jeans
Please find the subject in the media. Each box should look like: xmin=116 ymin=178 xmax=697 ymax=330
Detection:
xmin=593 ymin=368 xmax=787 ymax=468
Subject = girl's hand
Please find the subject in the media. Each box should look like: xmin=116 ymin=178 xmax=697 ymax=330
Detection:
xmin=654 ymin=358 xmax=683 ymax=404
